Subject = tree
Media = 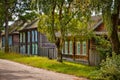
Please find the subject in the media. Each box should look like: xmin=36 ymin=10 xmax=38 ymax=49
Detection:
xmin=0 ymin=0 xmax=31 ymax=52
xmin=32 ymin=0 xmax=92 ymax=62
xmin=90 ymin=0 xmax=120 ymax=54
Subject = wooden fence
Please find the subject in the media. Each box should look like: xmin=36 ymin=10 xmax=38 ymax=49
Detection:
xmin=89 ymin=49 xmax=101 ymax=66
xmin=39 ymin=47 xmax=57 ymax=59
xmin=1 ymin=45 xmax=19 ymax=53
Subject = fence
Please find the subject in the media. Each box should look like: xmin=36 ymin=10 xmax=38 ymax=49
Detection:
xmin=1 ymin=45 xmax=19 ymax=53
xmin=89 ymin=49 xmax=101 ymax=66
xmin=39 ymin=47 xmax=57 ymax=59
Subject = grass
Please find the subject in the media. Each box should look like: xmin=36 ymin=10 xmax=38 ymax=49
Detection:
xmin=0 ymin=51 xmax=97 ymax=79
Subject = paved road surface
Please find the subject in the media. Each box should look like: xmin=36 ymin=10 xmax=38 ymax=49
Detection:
xmin=0 ymin=59 xmax=88 ymax=80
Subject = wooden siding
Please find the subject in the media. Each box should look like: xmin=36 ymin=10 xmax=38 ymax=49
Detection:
xmin=62 ymin=38 xmax=89 ymax=63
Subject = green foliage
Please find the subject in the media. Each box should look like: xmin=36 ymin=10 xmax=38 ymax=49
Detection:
xmin=94 ymin=36 xmax=112 ymax=59
xmin=0 ymin=52 xmax=97 ymax=78
xmin=67 ymin=18 xmax=94 ymax=41
xmin=19 ymin=11 xmax=38 ymax=22
xmin=92 ymin=53 xmax=120 ymax=80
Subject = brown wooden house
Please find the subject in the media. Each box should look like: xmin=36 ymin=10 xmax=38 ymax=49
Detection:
xmin=1 ymin=20 xmax=25 ymax=52
xmin=1 ymin=30 xmax=20 ymax=52
xmin=18 ymin=19 xmax=57 ymax=59
xmin=62 ymin=16 xmax=105 ymax=65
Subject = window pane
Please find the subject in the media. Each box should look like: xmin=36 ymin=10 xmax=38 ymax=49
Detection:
xmin=9 ymin=36 xmax=12 ymax=46
xmin=76 ymin=42 xmax=80 ymax=55
xmin=20 ymin=45 xmax=23 ymax=53
xmin=2 ymin=37 xmax=5 ymax=47
xmin=32 ymin=31 xmax=35 ymax=42
xmin=34 ymin=44 xmax=38 ymax=55
xmin=20 ymin=33 xmax=22 ymax=43
xmin=23 ymin=33 xmax=26 ymax=43
xmin=82 ymin=41 xmax=87 ymax=55
xmin=35 ymin=30 xmax=38 ymax=42
xmin=32 ymin=44 xmax=34 ymax=54
xmin=27 ymin=45 xmax=30 ymax=55
xmin=27 ymin=31 xmax=30 ymax=42
xmin=23 ymin=45 xmax=26 ymax=54
xmin=65 ymin=41 xmax=68 ymax=54
xmin=69 ymin=41 xmax=73 ymax=55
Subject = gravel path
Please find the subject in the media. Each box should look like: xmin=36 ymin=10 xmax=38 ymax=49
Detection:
xmin=0 ymin=59 xmax=88 ymax=80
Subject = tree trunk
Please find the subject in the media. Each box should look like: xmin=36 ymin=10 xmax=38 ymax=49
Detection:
xmin=110 ymin=15 xmax=120 ymax=54
xmin=4 ymin=0 xmax=9 ymax=53
xmin=56 ymin=38 xmax=63 ymax=62
xmin=57 ymin=46 xmax=62 ymax=62
xmin=110 ymin=2 xmax=120 ymax=55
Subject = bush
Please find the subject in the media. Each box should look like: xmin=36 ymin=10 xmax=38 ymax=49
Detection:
xmin=94 ymin=36 xmax=112 ymax=59
xmin=92 ymin=53 xmax=120 ymax=80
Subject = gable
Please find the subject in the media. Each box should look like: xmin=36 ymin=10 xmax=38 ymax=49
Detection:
xmin=94 ymin=23 xmax=106 ymax=32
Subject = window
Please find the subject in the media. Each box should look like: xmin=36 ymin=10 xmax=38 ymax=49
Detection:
xmin=20 ymin=45 xmax=23 ymax=53
xmin=27 ymin=45 xmax=30 ymax=55
xmin=27 ymin=31 xmax=30 ymax=42
xmin=65 ymin=41 xmax=68 ymax=54
xmin=9 ymin=36 xmax=12 ymax=46
xmin=20 ymin=33 xmax=22 ymax=43
xmin=32 ymin=44 xmax=35 ymax=54
xmin=76 ymin=42 xmax=80 ymax=55
xmin=69 ymin=41 xmax=73 ymax=55
xmin=35 ymin=30 xmax=38 ymax=42
xmin=2 ymin=37 xmax=4 ymax=47
xmin=20 ymin=45 xmax=26 ymax=54
xmin=82 ymin=41 xmax=87 ymax=55
xmin=23 ymin=32 xmax=26 ymax=43
xmin=34 ymin=44 xmax=38 ymax=55
xmin=32 ymin=31 xmax=35 ymax=42
xmin=23 ymin=45 xmax=26 ymax=54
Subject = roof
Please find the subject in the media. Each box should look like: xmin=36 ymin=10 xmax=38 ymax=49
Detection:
xmin=19 ymin=19 xmax=39 ymax=31
xmin=88 ymin=16 xmax=102 ymax=29
xmin=1 ymin=20 xmax=25 ymax=36
xmin=93 ymin=20 xmax=103 ymax=30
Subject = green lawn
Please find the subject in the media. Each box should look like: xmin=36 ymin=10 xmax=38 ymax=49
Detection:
xmin=0 ymin=51 xmax=97 ymax=79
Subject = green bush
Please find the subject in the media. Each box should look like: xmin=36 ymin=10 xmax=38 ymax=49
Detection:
xmin=92 ymin=53 xmax=120 ymax=80
xmin=94 ymin=36 xmax=112 ymax=59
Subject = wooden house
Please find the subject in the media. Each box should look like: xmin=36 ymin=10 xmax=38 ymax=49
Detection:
xmin=1 ymin=20 xmax=24 ymax=52
xmin=19 ymin=19 xmax=57 ymax=59
xmin=62 ymin=16 xmax=105 ymax=65
xmin=1 ymin=30 xmax=19 ymax=52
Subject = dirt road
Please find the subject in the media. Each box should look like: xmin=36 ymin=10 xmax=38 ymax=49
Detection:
xmin=0 ymin=59 xmax=88 ymax=80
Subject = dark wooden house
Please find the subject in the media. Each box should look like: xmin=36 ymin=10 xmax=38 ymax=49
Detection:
xmin=19 ymin=19 xmax=57 ymax=58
